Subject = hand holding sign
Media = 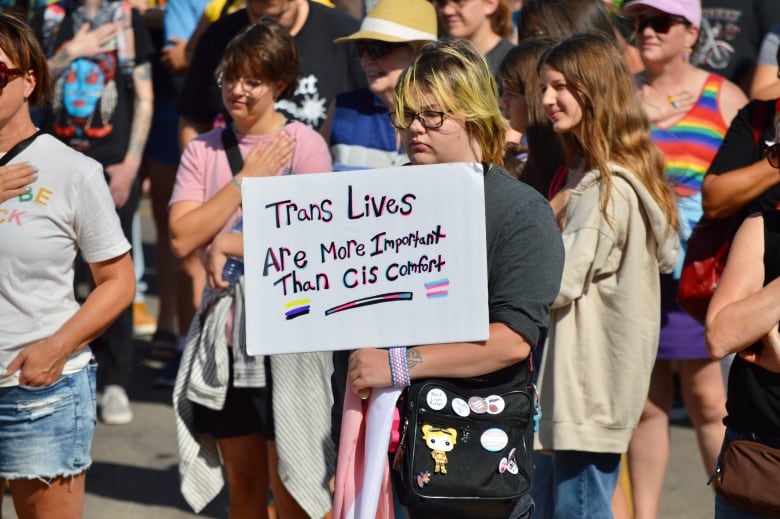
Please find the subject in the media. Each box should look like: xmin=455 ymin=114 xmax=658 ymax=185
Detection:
xmin=348 ymin=348 xmax=393 ymax=394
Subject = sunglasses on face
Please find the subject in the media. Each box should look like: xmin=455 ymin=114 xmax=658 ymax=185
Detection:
xmin=632 ymin=14 xmax=689 ymax=34
xmin=766 ymin=143 xmax=780 ymax=169
xmin=389 ymin=110 xmax=447 ymax=130
xmin=354 ymin=40 xmax=409 ymax=60
xmin=432 ymin=0 xmax=473 ymax=8
xmin=0 ymin=62 xmax=22 ymax=89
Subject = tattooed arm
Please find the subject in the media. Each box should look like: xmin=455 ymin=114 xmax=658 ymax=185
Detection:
xmin=105 ymin=61 xmax=153 ymax=208
xmin=47 ymin=23 xmax=119 ymax=77
xmin=347 ymin=323 xmax=531 ymax=393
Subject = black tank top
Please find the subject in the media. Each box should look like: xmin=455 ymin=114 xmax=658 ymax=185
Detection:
xmin=724 ymin=211 xmax=780 ymax=437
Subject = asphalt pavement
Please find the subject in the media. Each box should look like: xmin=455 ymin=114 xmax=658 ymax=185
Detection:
xmin=1 ymin=197 xmax=716 ymax=518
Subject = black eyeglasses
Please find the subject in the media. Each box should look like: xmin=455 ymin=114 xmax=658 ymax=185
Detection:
xmin=354 ymin=40 xmax=409 ymax=60
xmin=632 ymin=14 xmax=689 ymax=34
xmin=389 ymin=110 xmax=447 ymax=130
xmin=0 ymin=62 xmax=22 ymax=89
xmin=766 ymin=143 xmax=780 ymax=169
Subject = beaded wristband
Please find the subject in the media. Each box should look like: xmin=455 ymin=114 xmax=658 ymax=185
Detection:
xmin=388 ymin=349 xmax=398 ymax=387
xmin=389 ymin=346 xmax=410 ymax=388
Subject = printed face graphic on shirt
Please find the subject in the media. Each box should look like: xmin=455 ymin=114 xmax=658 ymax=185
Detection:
xmin=63 ymin=59 xmax=104 ymax=118
xmin=52 ymin=54 xmax=118 ymax=146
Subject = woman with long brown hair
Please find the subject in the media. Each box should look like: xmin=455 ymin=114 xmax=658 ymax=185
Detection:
xmin=533 ymin=32 xmax=679 ymax=518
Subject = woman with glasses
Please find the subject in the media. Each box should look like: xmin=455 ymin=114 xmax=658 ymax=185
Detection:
xmin=322 ymin=0 xmax=438 ymax=172
xmin=620 ymin=1 xmax=748 ymax=517
xmin=0 ymin=11 xmax=135 ymax=518
xmin=169 ymin=19 xmax=334 ymax=519
xmin=705 ymin=124 xmax=780 ymax=518
xmin=344 ymin=37 xmax=564 ymax=519
xmin=532 ymin=32 xmax=680 ymax=518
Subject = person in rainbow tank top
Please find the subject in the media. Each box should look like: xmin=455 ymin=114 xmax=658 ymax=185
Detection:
xmin=620 ymin=1 xmax=749 ymax=517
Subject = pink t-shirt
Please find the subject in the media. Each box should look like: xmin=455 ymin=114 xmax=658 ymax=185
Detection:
xmin=170 ymin=120 xmax=333 ymax=264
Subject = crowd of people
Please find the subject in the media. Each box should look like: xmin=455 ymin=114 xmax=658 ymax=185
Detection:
xmin=0 ymin=0 xmax=779 ymax=517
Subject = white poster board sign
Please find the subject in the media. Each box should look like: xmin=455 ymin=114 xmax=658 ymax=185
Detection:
xmin=242 ymin=162 xmax=488 ymax=355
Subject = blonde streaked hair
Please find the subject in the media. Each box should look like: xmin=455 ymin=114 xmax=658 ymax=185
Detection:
xmin=393 ymin=38 xmax=506 ymax=166
xmin=539 ymin=32 xmax=679 ymax=231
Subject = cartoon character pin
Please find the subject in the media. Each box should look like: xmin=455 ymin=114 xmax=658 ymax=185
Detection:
xmin=421 ymin=424 xmax=457 ymax=475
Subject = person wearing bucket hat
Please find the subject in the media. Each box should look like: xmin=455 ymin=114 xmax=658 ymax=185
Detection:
xmin=321 ymin=0 xmax=437 ymax=172
xmin=621 ymin=1 xmax=748 ymax=518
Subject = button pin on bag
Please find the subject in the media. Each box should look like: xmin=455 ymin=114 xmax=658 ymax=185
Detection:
xmin=498 ymin=447 xmax=519 ymax=474
xmin=468 ymin=396 xmax=488 ymax=414
xmin=426 ymin=388 xmax=447 ymax=410
xmin=452 ymin=397 xmax=470 ymax=417
xmin=480 ymin=428 xmax=509 ymax=452
xmin=485 ymin=394 xmax=505 ymax=415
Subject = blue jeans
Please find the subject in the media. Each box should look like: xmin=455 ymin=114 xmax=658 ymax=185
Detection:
xmin=715 ymin=494 xmax=779 ymax=519
xmin=530 ymin=453 xmax=554 ymax=518
xmin=532 ymin=450 xmax=621 ymax=519
xmin=713 ymin=428 xmax=780 ymax=519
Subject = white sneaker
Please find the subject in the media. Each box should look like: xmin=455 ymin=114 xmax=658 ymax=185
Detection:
xmin=100 ymin=385 xmax=133 ymax=425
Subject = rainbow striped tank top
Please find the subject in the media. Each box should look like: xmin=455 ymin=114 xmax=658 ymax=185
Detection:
xmin=650 ymin=74 xmax=729 ymax=199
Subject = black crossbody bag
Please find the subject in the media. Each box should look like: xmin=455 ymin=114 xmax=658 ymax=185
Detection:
xmin=393 ymin=361 xmax=536 ymax=519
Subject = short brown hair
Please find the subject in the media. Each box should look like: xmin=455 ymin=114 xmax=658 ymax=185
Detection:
xmin=215 ymin=18 xmax=300 ymax=101
xmin=0 ymin=11 xmax=51 ymax=107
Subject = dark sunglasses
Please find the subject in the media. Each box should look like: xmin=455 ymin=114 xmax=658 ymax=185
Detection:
xmin=432 ymin=0 xmax=473 ymax=7
xmin=354 ymin=40 xmax=409 ymax=60
xmin=0 ymin=62 xmax=22 ymax=89
xmin=766 ymin=143 xmax=780 ymax=169
xmin=632 ymin=14 xmax=689 ymax=34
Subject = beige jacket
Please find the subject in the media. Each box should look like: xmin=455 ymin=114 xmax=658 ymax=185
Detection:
xmin=535 ymin=164 xmax=679 ymax=453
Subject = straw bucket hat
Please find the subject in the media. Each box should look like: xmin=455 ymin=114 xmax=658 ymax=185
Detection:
xmin=334 ymin=0 xmax=438 ymax=43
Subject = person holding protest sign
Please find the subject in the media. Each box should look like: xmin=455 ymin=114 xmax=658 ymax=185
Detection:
xmin=532 ymin=33 xmax=680 ymax=518
xmin=169 ymin=19 xmax=335 ymax=519
xmin=339 ymin=38 xmax=565 ymax=519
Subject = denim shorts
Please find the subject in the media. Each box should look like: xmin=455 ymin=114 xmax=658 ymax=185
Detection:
xmin=0 ymin=363 xmax=97 ymax=480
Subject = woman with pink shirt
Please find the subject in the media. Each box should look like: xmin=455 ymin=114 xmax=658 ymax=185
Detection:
xmin=169 ymin=20 xmax=334 ymax=519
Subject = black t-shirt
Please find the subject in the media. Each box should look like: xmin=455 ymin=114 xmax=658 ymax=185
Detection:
xmin=485 ymin=38 xmax=514 ymax=88
xmin=707 ymin=99 xmax=780 ymax=222
xmin=147 ymin=12 xmax=177 ymax=99
xmin=33 ymin=3 xmax=155 ymax=166
xmin=177 ymin=1 xmax=366 ymax=131
xmin=692 ymin=0 xmax=780 ymax=87
xmin=724 ymin=210 xmax=780 ymax=437
xmin=329 ymin=164 xmax=565 ymax=446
